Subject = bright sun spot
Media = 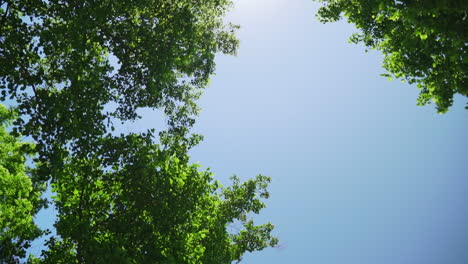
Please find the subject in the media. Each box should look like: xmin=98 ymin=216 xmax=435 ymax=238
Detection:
xmin=229 ymin=0 xmax=286 ymax=22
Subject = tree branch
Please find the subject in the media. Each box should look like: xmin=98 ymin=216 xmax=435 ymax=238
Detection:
xmin=0 ymin=2 xmax=10 ymax=30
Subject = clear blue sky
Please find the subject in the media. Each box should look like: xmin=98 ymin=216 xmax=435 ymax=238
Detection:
xmin=195 ymin=0 xmax=468 ymax=263
xmin=32 ymin=0 xmax=468 ymax=263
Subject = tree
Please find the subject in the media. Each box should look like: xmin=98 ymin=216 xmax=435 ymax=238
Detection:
xmin=0 ymin=0 xmax=277 ymax=262
xmin=41 ymin=133 xmax=277 ymax=263
xmin=315 ymin=0 xmax=468 ymax=113
xmin=1 ymin=0 xmax=240 ymax=173
xmin=0 ymin=104 xmax=44 ymax=263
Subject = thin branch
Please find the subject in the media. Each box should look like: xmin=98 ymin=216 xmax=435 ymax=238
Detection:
xmin=0 ymin=2 xmax=10 ymax=30
xmin=20 ymin=66 xmax=41 ymax=118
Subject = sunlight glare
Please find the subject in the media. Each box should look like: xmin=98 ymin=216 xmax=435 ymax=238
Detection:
xmin=230 ymin=0 xmax=286 ymax=23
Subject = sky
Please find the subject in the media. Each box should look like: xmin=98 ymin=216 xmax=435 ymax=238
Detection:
xmin=30 ymin=0 xmax=468 ymax=263
xmin=193 ymin=0 xmax=468 ymax=263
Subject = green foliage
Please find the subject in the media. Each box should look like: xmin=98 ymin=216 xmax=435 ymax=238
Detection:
xmin=315 ymin=0 xmax=468 ymax=113
xmin=40 ymin=133 xmax=277 ymax=263
xmin=0 ymin=0 xmax=277 ymax=263
xmin=0 ymin=0 xmax=240 ymax=179
xmin=0 ymin=105 xmax=44 ymax=263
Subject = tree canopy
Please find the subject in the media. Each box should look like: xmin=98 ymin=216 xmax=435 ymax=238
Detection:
xmin=0 ymin=0 xmax=277 ymax=263
xmin=315 ymin=0 xmax=468 ymax=113
xmin=0 ymin=105 xmax=43 ymax=263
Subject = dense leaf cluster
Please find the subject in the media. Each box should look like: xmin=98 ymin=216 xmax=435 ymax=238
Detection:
xmin=316 ymin=0 xmax=468 ymax=113
xmin=0 ymin=0 xmax=277 ymax=263
xmin=0 ymin=105 xmax=44 ymax=263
